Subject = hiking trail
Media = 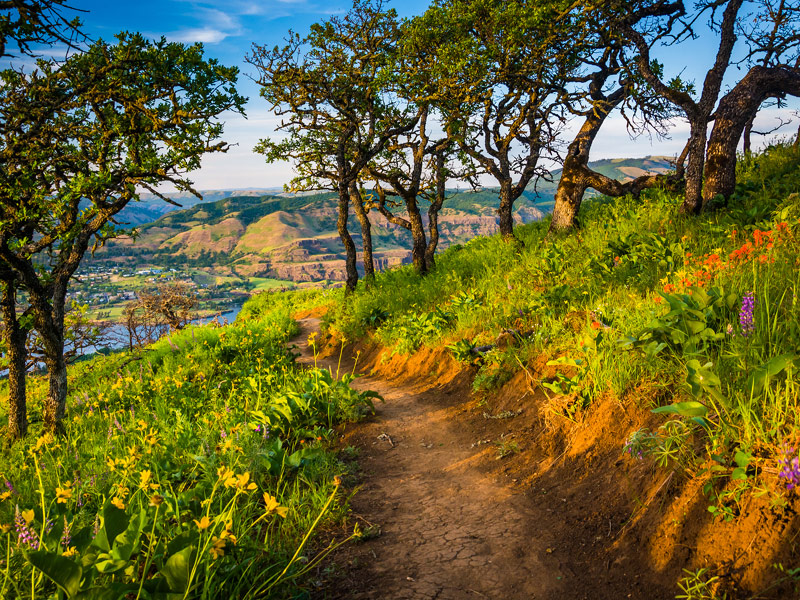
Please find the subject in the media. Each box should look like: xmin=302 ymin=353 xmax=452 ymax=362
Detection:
xmin=292 ymin=318 xmax=577 ymax=600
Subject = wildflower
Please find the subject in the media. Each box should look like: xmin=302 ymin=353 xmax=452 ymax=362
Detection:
xmin=262 ymin=493 xmax=288 ymax=518
xmin=110 ymin=497 xmax=126 ymax=510
xmin=14 ymin=507 xmax=39 ymax=549
xmin=62 ymin=547 xmax=79 ymax=558
xmin=209 ymin=536 xmax=227 ymax=559
xmin=4 ymin=481 xmax=17 ymax=496
xmin=0 ymin=491 xmax=11 ymax=502
xmin=140 ymin=470 xmax=159 ymax=491
xmin=778 ymin=445 xmax=800 ymax=492
xmin=55 ymin=482 xmax=73 ymax=504
xmin=60 ymin=517 xmax=72 ymax=549
xmin=194 ymin=515 xmax=212 ymax=531
xmin=234 ymin=472 xmax=257 ymax=493
xmin=739 ymin=293 xmax=755 ymax=336
xmin=149 ymin=494 xmax=164 ymax=507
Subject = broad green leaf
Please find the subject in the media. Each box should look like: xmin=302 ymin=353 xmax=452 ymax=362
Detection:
xmin=733 ymin=450 xmax=752 ymax=469
xmin=652 ymin=401 xmax=708 ymax=418
xmin=746 ymin=354 xmax=797 ymax=394
xmin=26 ymin=551 xmax=82 ymax=597
xmin=161 ymin=545 xmax=196 ymax=593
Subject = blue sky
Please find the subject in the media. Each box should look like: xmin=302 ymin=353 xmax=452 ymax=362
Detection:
xmin=10 ymin=1 xmax=799 ymax=190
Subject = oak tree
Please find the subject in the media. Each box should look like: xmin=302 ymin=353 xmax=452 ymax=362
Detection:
xmin=0 ymin=33 xmax=244 ymax=434
xmin=250 ymin=0 xmax=417 ymax=292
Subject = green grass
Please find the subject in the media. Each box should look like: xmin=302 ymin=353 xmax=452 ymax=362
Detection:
xmin=0 ymin=303 xmax=375 ymax=598
xmin=249 ymin=277 xmax=296 ymax=291
xmin=317 ymin=142 xmax=800 ymax=517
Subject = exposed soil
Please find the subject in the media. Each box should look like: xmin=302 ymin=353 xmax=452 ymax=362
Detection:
xmin=290 ymin=318 xmax=800 ymax=600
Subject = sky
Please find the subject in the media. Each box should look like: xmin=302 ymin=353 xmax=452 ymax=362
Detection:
xmin=7 ymin=0 xmax=799 ymax=190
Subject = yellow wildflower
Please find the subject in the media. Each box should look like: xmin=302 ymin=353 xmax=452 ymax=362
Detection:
xmin=217 ymin=466 xmax=236 ymax=488
xmin=140 ymin=470 xmax=159 ymax=491
xmin=234 ymin=472 xmax=257 ymax=493
xmin=0 ymin=491 xmax=11 ymax=502
xmin=55 ymin=482 xmax=73 ymax=504
xmin=262 ymin=493 xmax=288 ymax=518
xmin=149 ymin=494 xmax=164 ymax=507
xmin=110 ymin=497 xmax=126 ymax=510
xmin=209 ymin=536 xmax=226 ymax=559
xmin=21 ymin=509 xmax=35 ymax=524
xmin=62 ymin=547 xmax=79 ymax=558
xmin=1 ymin=523 xmax=11 ymax=533
xmin=34 ymin=434 xmax=53 ymax=452
xmin=194 ymin=515 xmax=212 ymax=531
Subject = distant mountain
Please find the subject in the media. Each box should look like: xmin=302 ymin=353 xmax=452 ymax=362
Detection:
xmin=98 ymin=157 xmax=675 ymax=283
xmin=97 ymin=190 xmax=547 ymax=282
xmin=115 ymin=189 xmax=284 ymax=227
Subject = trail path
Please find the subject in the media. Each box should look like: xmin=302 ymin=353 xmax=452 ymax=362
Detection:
xmin=292 ymin=318 xmax=569 ymax=600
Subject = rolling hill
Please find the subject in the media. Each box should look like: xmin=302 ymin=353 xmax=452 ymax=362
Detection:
xmin=98 ymin=156 xmax=674 ymax=283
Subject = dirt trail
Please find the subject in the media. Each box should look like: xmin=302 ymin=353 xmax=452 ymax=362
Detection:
xmin=293 ymin=318 xmax=568 ymax=600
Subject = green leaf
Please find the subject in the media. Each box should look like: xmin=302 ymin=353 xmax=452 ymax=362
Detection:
xmin=92 ymin=502 xmax=129 ymax=552
xmin=731 ymin=467 xmax=749 ymax=481
xmin=26 ymin=551 xmax=82 ymax=597
xmin=733 ymin=450 xmax=752 ymax=469
xmin=746 ymin=354 xmax=797 ymax=394
xmin=75 ymin=583 xmax=138 ymax=600
xmin=161 ymin=545 xmax=196 ymax=593
xmin=652 ymin=401 xmax=708 ymax=418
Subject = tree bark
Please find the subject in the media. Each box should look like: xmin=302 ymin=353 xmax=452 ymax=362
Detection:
xmin=425 ymin=151 xmax=447 ymax=270
xmin=704 ymin=66 xmax=800 ymax=204
xmin=337 ymin=182 xmax=359 ymax=293
xmin=2 ymin=281 xmax=28 ymax=440
xmin=29 ymin=289 xmax=67 ymax=435
xmin=497 ymin=181 xmax=516 ymax=239
xmin=350 ymin=183 xmax=375 ymax=285
xmin=549 ymin=101 xmax=615 ymax=232
xmin=680 ymin=125 xmax=709 ymax=214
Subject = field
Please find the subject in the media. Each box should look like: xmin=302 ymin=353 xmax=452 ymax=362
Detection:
xmin=0 ymin=302 xmax=376 ymax=598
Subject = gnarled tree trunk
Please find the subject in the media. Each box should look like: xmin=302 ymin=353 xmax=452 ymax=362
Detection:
xmin=497 ymin=181 xmax=516 ymax=240
xmin=549 ymin=89 xmax=624 ymax=233
xmin=2 ymin=280 xmax=28 ymax=440
xmin=337 ymin=182 xmax=359 ymax=293
xmin=350 ymin=183 xmax=375 ymax=285
xmin=425 ymin=151 xmax=447 ymax=270
xmin=704 ymin=66 xmax=800 ymax=204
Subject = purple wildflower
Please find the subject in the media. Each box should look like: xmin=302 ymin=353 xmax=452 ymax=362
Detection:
xmin=739 ymin=293 xmax=755 ymax=336
xmin=5 ymin=480 xmax=17 ymax=495
xmin=14 ymin=507 xmax=39 ymax=550
xmin=778 ymin=445 xmax=800 ymax=492
xmin=60 ymin=517 xmax=72 ymax=548
xmin=623 ymin=440 xmax=644 ymax=460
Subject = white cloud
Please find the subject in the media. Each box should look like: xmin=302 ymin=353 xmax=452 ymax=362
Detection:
xmin=169 ymin=27 xmax=231 ymax=44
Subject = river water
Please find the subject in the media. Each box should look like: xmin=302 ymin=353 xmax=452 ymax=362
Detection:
xmin=80 ymin=305 xmax=243 ymax=357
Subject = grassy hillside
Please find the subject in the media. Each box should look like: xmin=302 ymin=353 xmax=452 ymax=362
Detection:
xmin=243 ymin=143 xmax=800 ymax=596
xmin=0 ymin=301 xmax=375 ymax=598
